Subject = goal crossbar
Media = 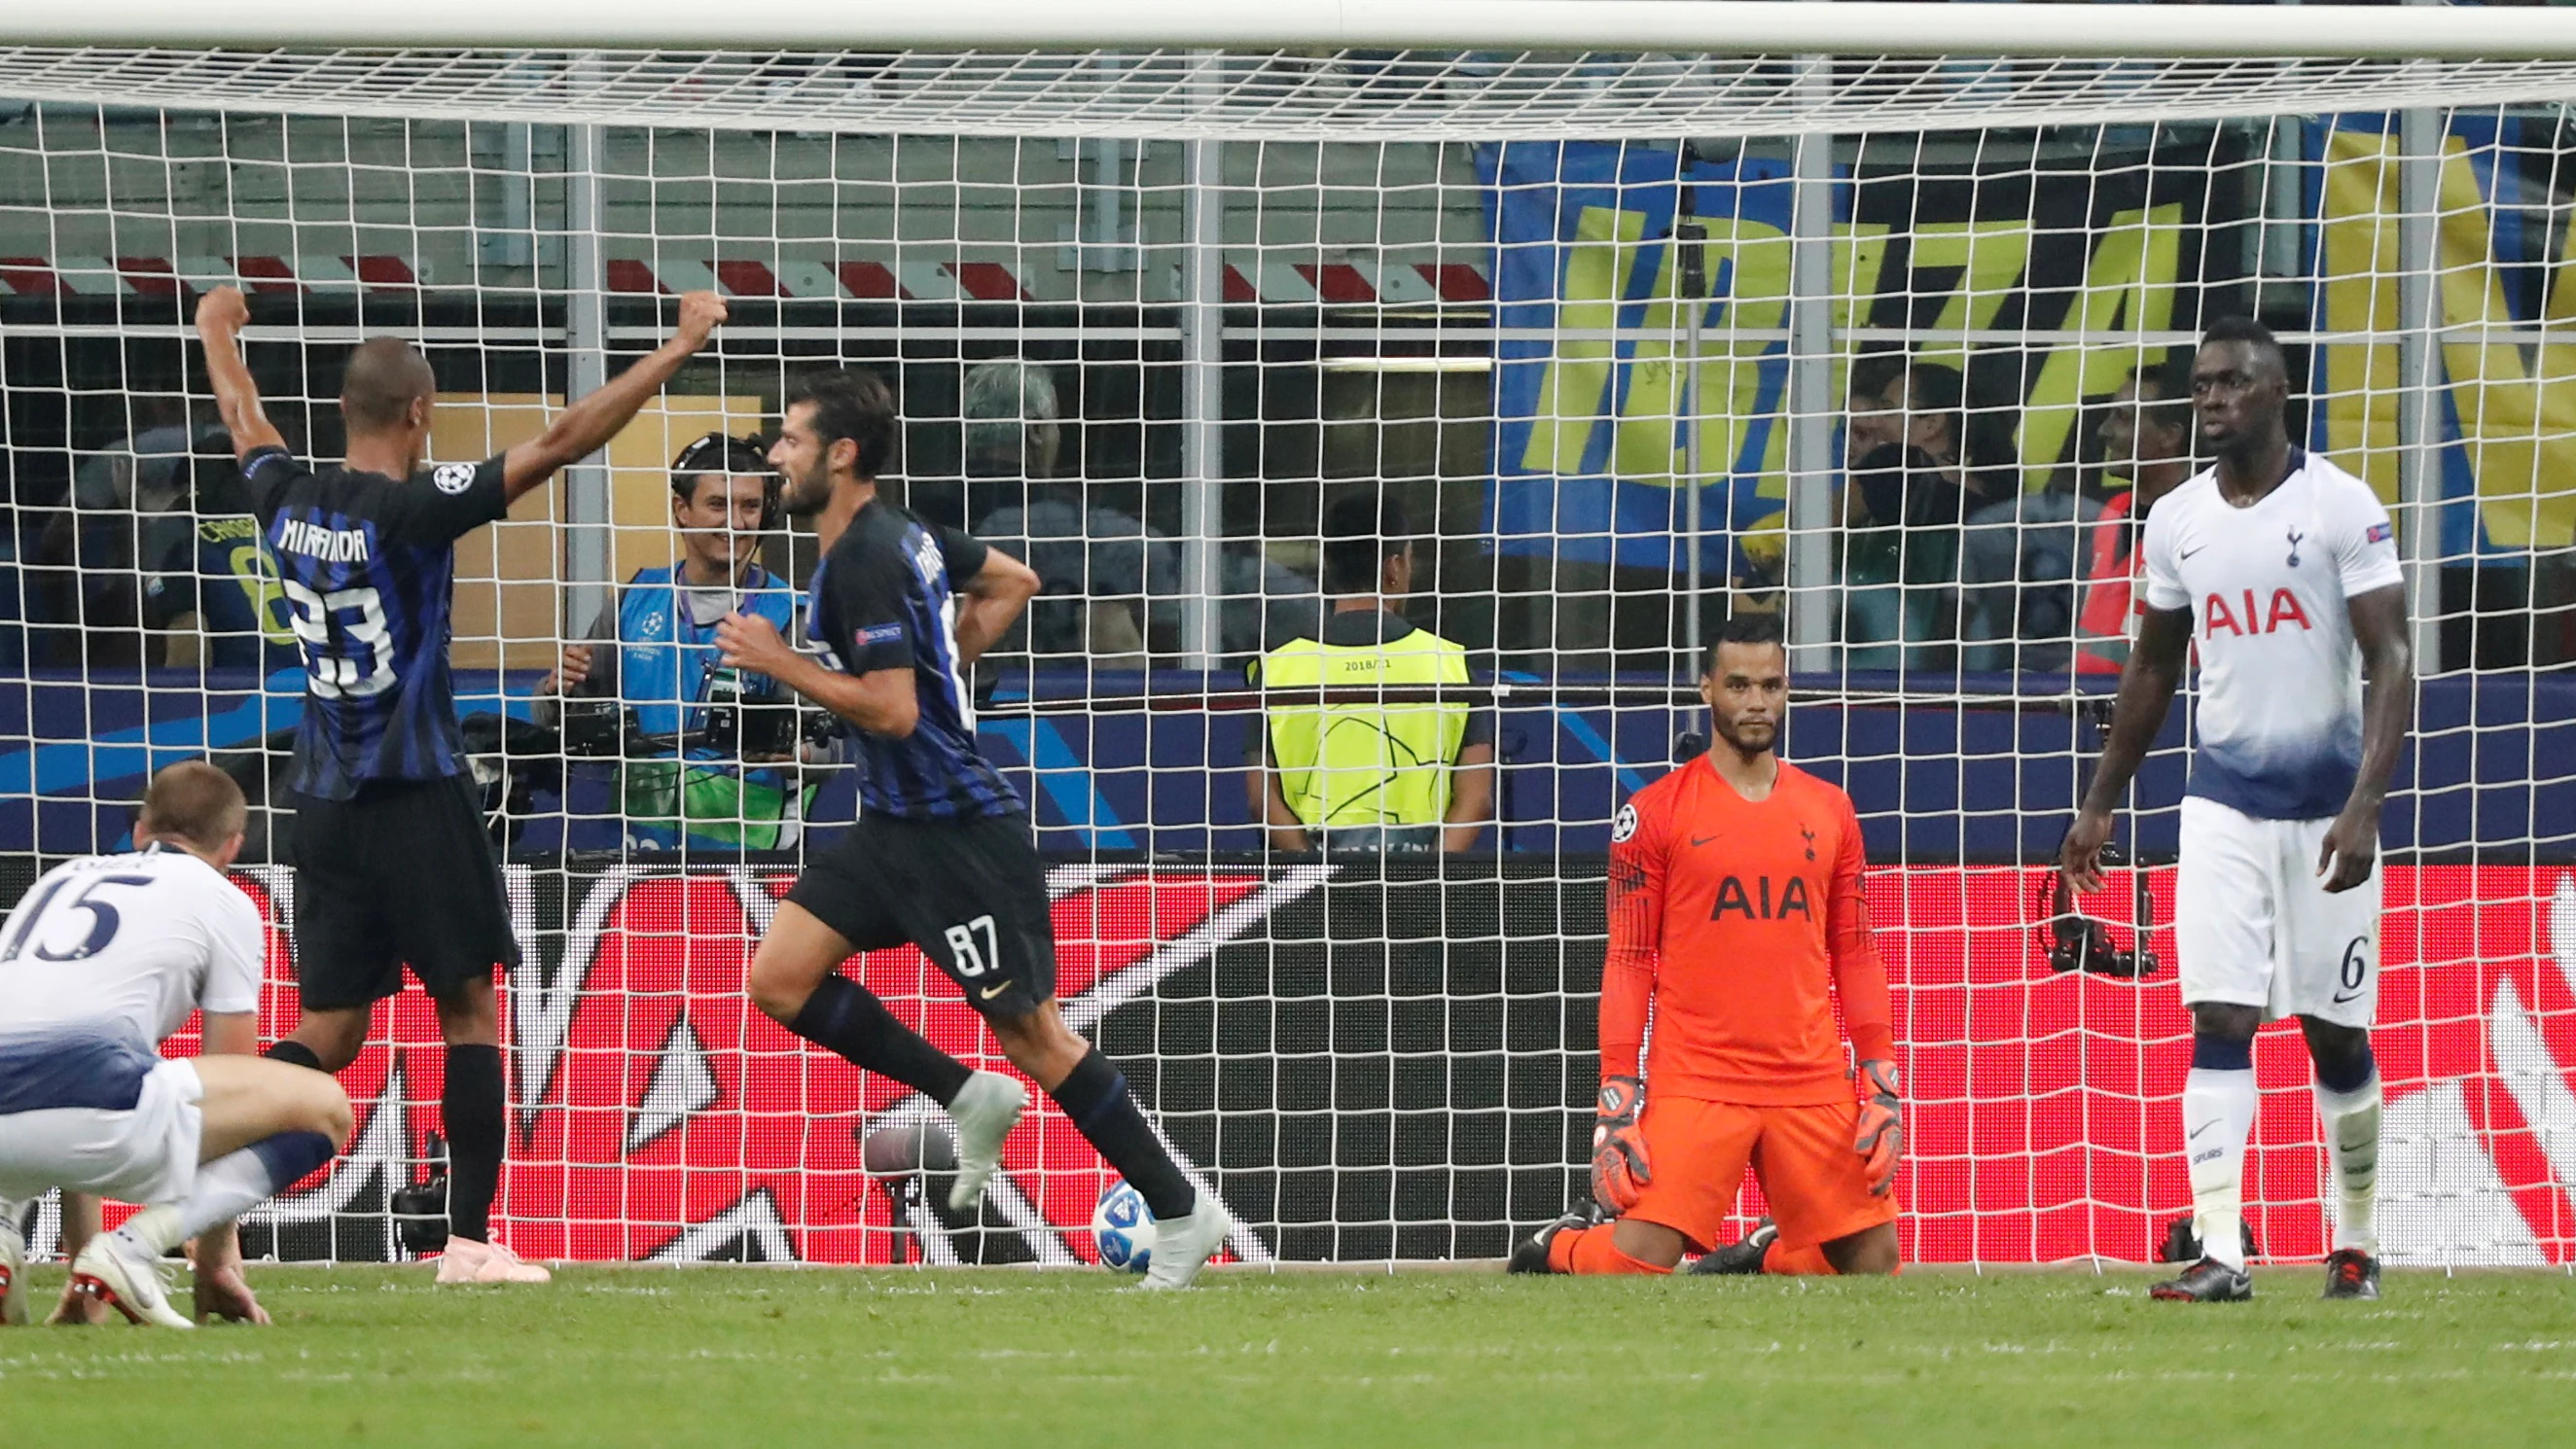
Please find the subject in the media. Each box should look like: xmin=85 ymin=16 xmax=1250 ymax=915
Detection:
xmin=5 ymin=8 xmax=2575 ymax=140
xmin=11 ymin=0 xmax=2576 ymax=61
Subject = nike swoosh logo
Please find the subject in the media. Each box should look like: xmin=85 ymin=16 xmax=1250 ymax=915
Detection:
xmin=2331 ymin=989 xmax=2367 ymax=1005
xmin=1692 ymin=834 xmax=1722 ymax=847
xmin=980 ymin=982 xmax=1011 ymax=1001
xmin=2178 ymin=545 xmax=2206 ymax=560
xmin=2188 ymin=1121 xmax=2216 ymax=1140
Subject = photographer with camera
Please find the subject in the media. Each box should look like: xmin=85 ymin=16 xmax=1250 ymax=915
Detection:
xmin=534 ymin=433 xmax=812 ymax=851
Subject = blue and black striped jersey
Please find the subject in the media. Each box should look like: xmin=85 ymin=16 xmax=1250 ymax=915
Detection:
xmin=241 ymin=445 xmax=509 ymax=801
xmin=807 ymin=500 xmax=1020 ymax=820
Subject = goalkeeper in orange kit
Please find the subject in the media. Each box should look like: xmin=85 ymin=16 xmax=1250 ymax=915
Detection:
xmin=1510 ymin=615 xmax=1902 ymax=1277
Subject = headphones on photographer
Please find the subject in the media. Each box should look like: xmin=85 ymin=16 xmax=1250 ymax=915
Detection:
xmin=670 ymin=431 xmax=781 ymax=535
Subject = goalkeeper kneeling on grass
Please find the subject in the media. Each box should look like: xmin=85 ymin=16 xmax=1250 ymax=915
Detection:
xmin=1511 ymin=614 xmax=1902 ymax=1278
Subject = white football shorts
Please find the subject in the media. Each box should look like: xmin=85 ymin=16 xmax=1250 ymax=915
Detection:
xmin=0 ymin=1030 xmax=203 ymax=1207
xmin=2174 ymin=795 xmax=2381 ymax=1029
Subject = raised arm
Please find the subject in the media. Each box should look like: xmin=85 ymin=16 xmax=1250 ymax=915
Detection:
xmin=499 ymin=292 xmax=728 ymax=503
xmin=194 ymin=287 xmax=287 ymax=460
xmin=2318 ymin=583 xmax=2413 ymax=893
xmin=951 ymin=546 xmax=1041 ymax=668
xmin=2060 ymin=603 xmax=2193 ymax=894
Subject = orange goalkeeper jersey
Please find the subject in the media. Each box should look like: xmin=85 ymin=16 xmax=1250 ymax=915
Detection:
xmin=1601 ymin=754 xmax=1894 ymax=1106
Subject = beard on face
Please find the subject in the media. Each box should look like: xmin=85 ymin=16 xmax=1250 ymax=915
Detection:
xmin=1712 ymin=713 xmax=1776 ymax=758
xmin=780 ymin=459 xmax=833 ymax=516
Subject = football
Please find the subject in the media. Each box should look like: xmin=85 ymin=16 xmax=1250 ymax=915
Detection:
xmin=1091 ymin=1178 xmax=1157 ymax=1273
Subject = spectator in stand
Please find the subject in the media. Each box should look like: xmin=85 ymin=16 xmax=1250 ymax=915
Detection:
xmin=1247 ymin=494 xmax=1494 ymax=854
xmin=1841 ymin=358 xmax=1999 ymax=671
xmin=967 ymin=360 xmax=1179 ymax=671
xmin=2074 ymin=353 xmax=2198 ymax=675
xmin=1958 ymin=443 xmax=2104 ymax=675
xmin=31 ymin=403 xmax=231 ymax=668
xmin=138 ymin=426 xmax=304 ymax=675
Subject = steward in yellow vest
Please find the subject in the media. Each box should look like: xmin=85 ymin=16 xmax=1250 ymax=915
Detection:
xmin=1248 ymin=497 xmax=1494 ymax=854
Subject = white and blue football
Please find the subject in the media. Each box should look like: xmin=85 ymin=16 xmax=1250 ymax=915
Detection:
xmin=1092 ymin=1178 xmax=1157 ymax=1273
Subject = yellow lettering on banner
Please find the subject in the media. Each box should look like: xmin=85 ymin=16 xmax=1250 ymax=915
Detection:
xmin=1906 ymin=221 xmax=2033 ymax=372
xmin=1617 ymin=216 xmax=1794 ymax=486
xmin=1811 ymin=224 xmax=1897 ymax=499
xmin=1520 ymin=205 xmax=1649 ymax=476
xmin=2017 ymin=204 xmax=2181 ymax=489
xmin=2317 ymin=131 xmax=2405 ymax=507
xmin=2321 ymin=129 xmax=2576 ymax=549
xmin=2429 ymin=136 xmax=2576 ymax=550
xmin=1832 ymin=225 xmax=1895 ymax=338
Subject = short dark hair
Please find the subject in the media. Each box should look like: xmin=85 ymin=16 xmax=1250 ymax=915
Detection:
xmin=2134 ymin=350 xmax=2198 ymax=436
xmin=1906 ymin=361 xmax=1966 ymax=446
xmin=1701 ymin=611 xmax=1786 ymax=675
xmin=1322 ymin=493 xmax=1411 ymax=596
xmin=2199 ymin=315 xmax=2287 ymax=380
xmin=340 ymin=336 xmax=436 ymax=435
xmin=786 ymin=370 xmax=898 ymax=480
xmin=1847 ymin=350 xmax=1910 ymax=407
xmin=670 ymin=433 xmax=771 ymax=507
xmin=137 ymin=760 xmax=246 ymax=852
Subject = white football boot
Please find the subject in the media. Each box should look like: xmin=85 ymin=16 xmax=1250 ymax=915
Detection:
xmin=946 ymin=1071 xmax=1028 ymax=1215
xmin=436 ymin=1237 xmax=553 ymax=1285
xmin=69 ymin=1231 xmax=193 ymax=1328
xmin=0 ymin=1213 xmax=26 ymax=1326
xmin=1138 ymin=1192 xmax=1231 ymax=1290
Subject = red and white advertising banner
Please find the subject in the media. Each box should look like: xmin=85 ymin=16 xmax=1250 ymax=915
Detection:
xmin=161 ymin=863 xmax=2576 ymax=1267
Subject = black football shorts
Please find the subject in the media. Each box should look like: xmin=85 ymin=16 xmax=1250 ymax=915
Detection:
xmin=289 ymin=774 xmax=521 ymax=1011
xmin=784 ymin=810 xmax=1056 ymax=1019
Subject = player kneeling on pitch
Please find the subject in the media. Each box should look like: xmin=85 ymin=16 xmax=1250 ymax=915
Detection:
xmin=0 ymin=763 xmax=351 ymax=1328
xmin=1511 ymin=615 xmax=1902 ymax=1278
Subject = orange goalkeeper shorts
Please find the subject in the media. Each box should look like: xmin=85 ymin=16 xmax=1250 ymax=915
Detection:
xmin=1623 ymin=1096 xmax=1897 ymax=1254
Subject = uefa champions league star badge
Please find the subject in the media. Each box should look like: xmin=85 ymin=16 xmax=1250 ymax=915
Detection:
xmin=433 ymin=463 xmax=476 ymax=495
xmin=1611 ymin=804 xmax=1638 ymax=843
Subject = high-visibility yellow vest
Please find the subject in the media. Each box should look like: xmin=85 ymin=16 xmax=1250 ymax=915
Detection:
xmin=1256 ymin=625 xmax=1471 ymax=831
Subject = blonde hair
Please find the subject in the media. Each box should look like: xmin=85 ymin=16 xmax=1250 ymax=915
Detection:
xmin=136 ymin=760 xmax=247 ymax=852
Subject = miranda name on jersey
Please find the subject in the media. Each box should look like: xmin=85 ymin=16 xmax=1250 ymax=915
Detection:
xmin=274 ymin=514 xmax=372 ymax=563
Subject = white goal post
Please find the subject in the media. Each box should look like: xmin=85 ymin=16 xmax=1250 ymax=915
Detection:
xmin=0 ymin=3 xmax=2572 ymax=1273
xmin=15 ymin=0 xmax=2576 ymax=58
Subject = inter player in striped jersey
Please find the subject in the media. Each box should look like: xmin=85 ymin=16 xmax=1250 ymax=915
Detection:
xmin=195 ymin=283 xmax=728 ymax=1283
xmin=1511 ymin=614 xmax=1903 ymax=1277
xmin=714 ymin=370 xmax=1232 ymax=1288
xmin=2063 ymin=318 xmax=2411 ymax=1303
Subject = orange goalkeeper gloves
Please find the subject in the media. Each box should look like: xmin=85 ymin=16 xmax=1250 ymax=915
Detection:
xmin=1854 ymin=1059 xmax=1903 ymax=1197
xmin=1591 ymin=1076 xmax=1651 ymax=1213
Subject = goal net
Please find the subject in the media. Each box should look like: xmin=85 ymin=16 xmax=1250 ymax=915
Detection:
xmin=3 ymin=7 xmax=2573 ymax=1269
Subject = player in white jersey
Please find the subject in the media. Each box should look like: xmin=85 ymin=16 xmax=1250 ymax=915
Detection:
xmin=0 ymin=763 xmax=350 ymax=1328
xmin=2062 ymin=317 xmax=2412 ymax=1303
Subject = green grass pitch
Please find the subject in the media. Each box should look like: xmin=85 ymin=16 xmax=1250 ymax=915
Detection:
xmin=3 ymin=1264 xmax=2571 ymax=1446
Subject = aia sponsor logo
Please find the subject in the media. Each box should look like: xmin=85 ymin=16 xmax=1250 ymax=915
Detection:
xmin=1706 ymin=873 xmax=1814 ymax=922
xmin=2202 ymin=586 xmax=2314 ymax=639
